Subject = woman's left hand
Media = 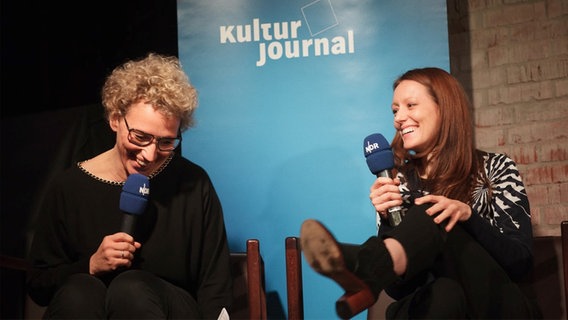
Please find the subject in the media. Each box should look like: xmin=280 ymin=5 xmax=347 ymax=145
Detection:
xmin=414 ymin=195 xmax=472 ymax=232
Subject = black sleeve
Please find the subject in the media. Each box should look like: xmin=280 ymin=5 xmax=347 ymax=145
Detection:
xmin=195 ymin=173 xmax=232 ymax=319
xmin=461 ymin=209 xmax=533 ymax=281
xmin=26 ymin=173 xmax=92 ymax=306
xmin=461 ymin=154 xmax=534 ymax=281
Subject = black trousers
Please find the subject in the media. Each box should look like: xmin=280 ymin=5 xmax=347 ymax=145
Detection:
xmin=43 ymin=270 xmax=200 ymax=319
xmin=384 ymin=214 xmax=540 ymax=319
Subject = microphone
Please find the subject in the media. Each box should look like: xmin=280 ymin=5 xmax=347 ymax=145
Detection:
xmin=363 ymin=133 xmax=403 ymax=227
xmin=119 ymin=173 xmax=150 ymax=235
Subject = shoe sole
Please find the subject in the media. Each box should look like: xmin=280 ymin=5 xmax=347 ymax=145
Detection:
xmin=300 ymin=219 xmax=345 ymax=275
xmin=300 ymin=219 xmax=376 ymax=318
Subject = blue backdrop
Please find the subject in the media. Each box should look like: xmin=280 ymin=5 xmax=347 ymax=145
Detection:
xmin=177 ymin=1 xmax=449 ymax=318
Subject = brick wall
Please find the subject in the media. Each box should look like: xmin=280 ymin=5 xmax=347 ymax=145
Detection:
xmin=447 ymin=0 xmax=568 ymax=237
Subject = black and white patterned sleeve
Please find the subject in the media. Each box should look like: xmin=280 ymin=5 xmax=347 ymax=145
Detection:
xmin=462 ymin=152 xmax=534 ymax=280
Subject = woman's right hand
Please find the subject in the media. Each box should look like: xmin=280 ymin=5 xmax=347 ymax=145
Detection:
xmin=370 ymin=176 xmax=402 ymax=220
xmin=89 ymin=232 xmax=141 ymax=275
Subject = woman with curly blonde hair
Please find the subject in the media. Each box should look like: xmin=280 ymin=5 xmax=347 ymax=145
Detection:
xmin=27 ymin=53 xmax=233 ymax=319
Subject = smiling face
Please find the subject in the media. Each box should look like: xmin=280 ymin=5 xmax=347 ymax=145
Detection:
xmin=391 ymin=80 xmax=441 ymax=154
xmin=110 ymin=101 xmax=181 ymax=177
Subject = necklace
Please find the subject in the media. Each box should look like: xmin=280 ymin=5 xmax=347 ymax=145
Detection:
xmin=77 ymin=152 xmax=174 ymax=186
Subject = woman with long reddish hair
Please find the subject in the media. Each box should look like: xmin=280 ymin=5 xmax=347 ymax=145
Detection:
xmin=300 ymin=67 xmax=539 ymax=319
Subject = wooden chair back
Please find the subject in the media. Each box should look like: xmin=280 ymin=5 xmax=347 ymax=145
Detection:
xmin=285 ymin=236 xmax=304 ymax=320
xmin=562 ymin=221 xmax=568 ymax=311
xmin=230 ymin=239 xmax=267 ymax=319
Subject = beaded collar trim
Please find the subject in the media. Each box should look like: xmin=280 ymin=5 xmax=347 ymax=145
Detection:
xmin=77 ymin=152 xmax=174 ymax=186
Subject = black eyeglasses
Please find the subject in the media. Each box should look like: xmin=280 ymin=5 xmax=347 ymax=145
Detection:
xmin=123 ymin=117 xmax=181 ymax=151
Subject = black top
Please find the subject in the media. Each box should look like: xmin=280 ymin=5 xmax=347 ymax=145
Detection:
xmin=27 ymin=153 xmax=232 ymax=318
xmin=379 ymin=152 xmax=533 ymax=282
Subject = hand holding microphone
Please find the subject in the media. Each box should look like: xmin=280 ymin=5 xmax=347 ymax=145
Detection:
xmin=364 ymin=133 xmax=403 ymax=226
xmin=89 ymin=174 xmax=149 ymax=274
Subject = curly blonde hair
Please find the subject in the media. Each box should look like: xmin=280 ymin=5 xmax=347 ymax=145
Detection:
xmin=102 ymin=53 xmax=197 ymax=131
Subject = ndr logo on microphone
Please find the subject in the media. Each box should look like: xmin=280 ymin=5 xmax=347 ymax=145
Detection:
xmin=139 ymin=184 xmax=150 ymax=196
xmin=219 ymin=0 xmax=355 ymax=67
xmin=365 ymin=141 xmax=383 ymax=155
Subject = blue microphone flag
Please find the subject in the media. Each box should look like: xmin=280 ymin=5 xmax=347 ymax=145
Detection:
xmin=119 ymin=173 xmax=150 ymax=215
xmin=364 ymin=133 xmax=394 ymax=174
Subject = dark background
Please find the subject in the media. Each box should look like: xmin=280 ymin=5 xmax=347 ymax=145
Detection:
xmin=1 ymin=0 xmax=179 ymax=119
xmin=1 ymin=1 xmax=179 ymax=317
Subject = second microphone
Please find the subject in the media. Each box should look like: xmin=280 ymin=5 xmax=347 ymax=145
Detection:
xmin=363 ymin=133 xmax=403 ymax=227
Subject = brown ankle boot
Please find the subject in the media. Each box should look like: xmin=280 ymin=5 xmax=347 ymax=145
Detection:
xmin=300 ymin=204 xmax=447 ymax=319
xmin=300 ymin=220 xmax=397 ymax=319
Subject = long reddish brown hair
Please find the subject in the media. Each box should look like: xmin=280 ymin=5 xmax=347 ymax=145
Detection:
xmin=391 ymin=68 xmax=480 ymax=203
